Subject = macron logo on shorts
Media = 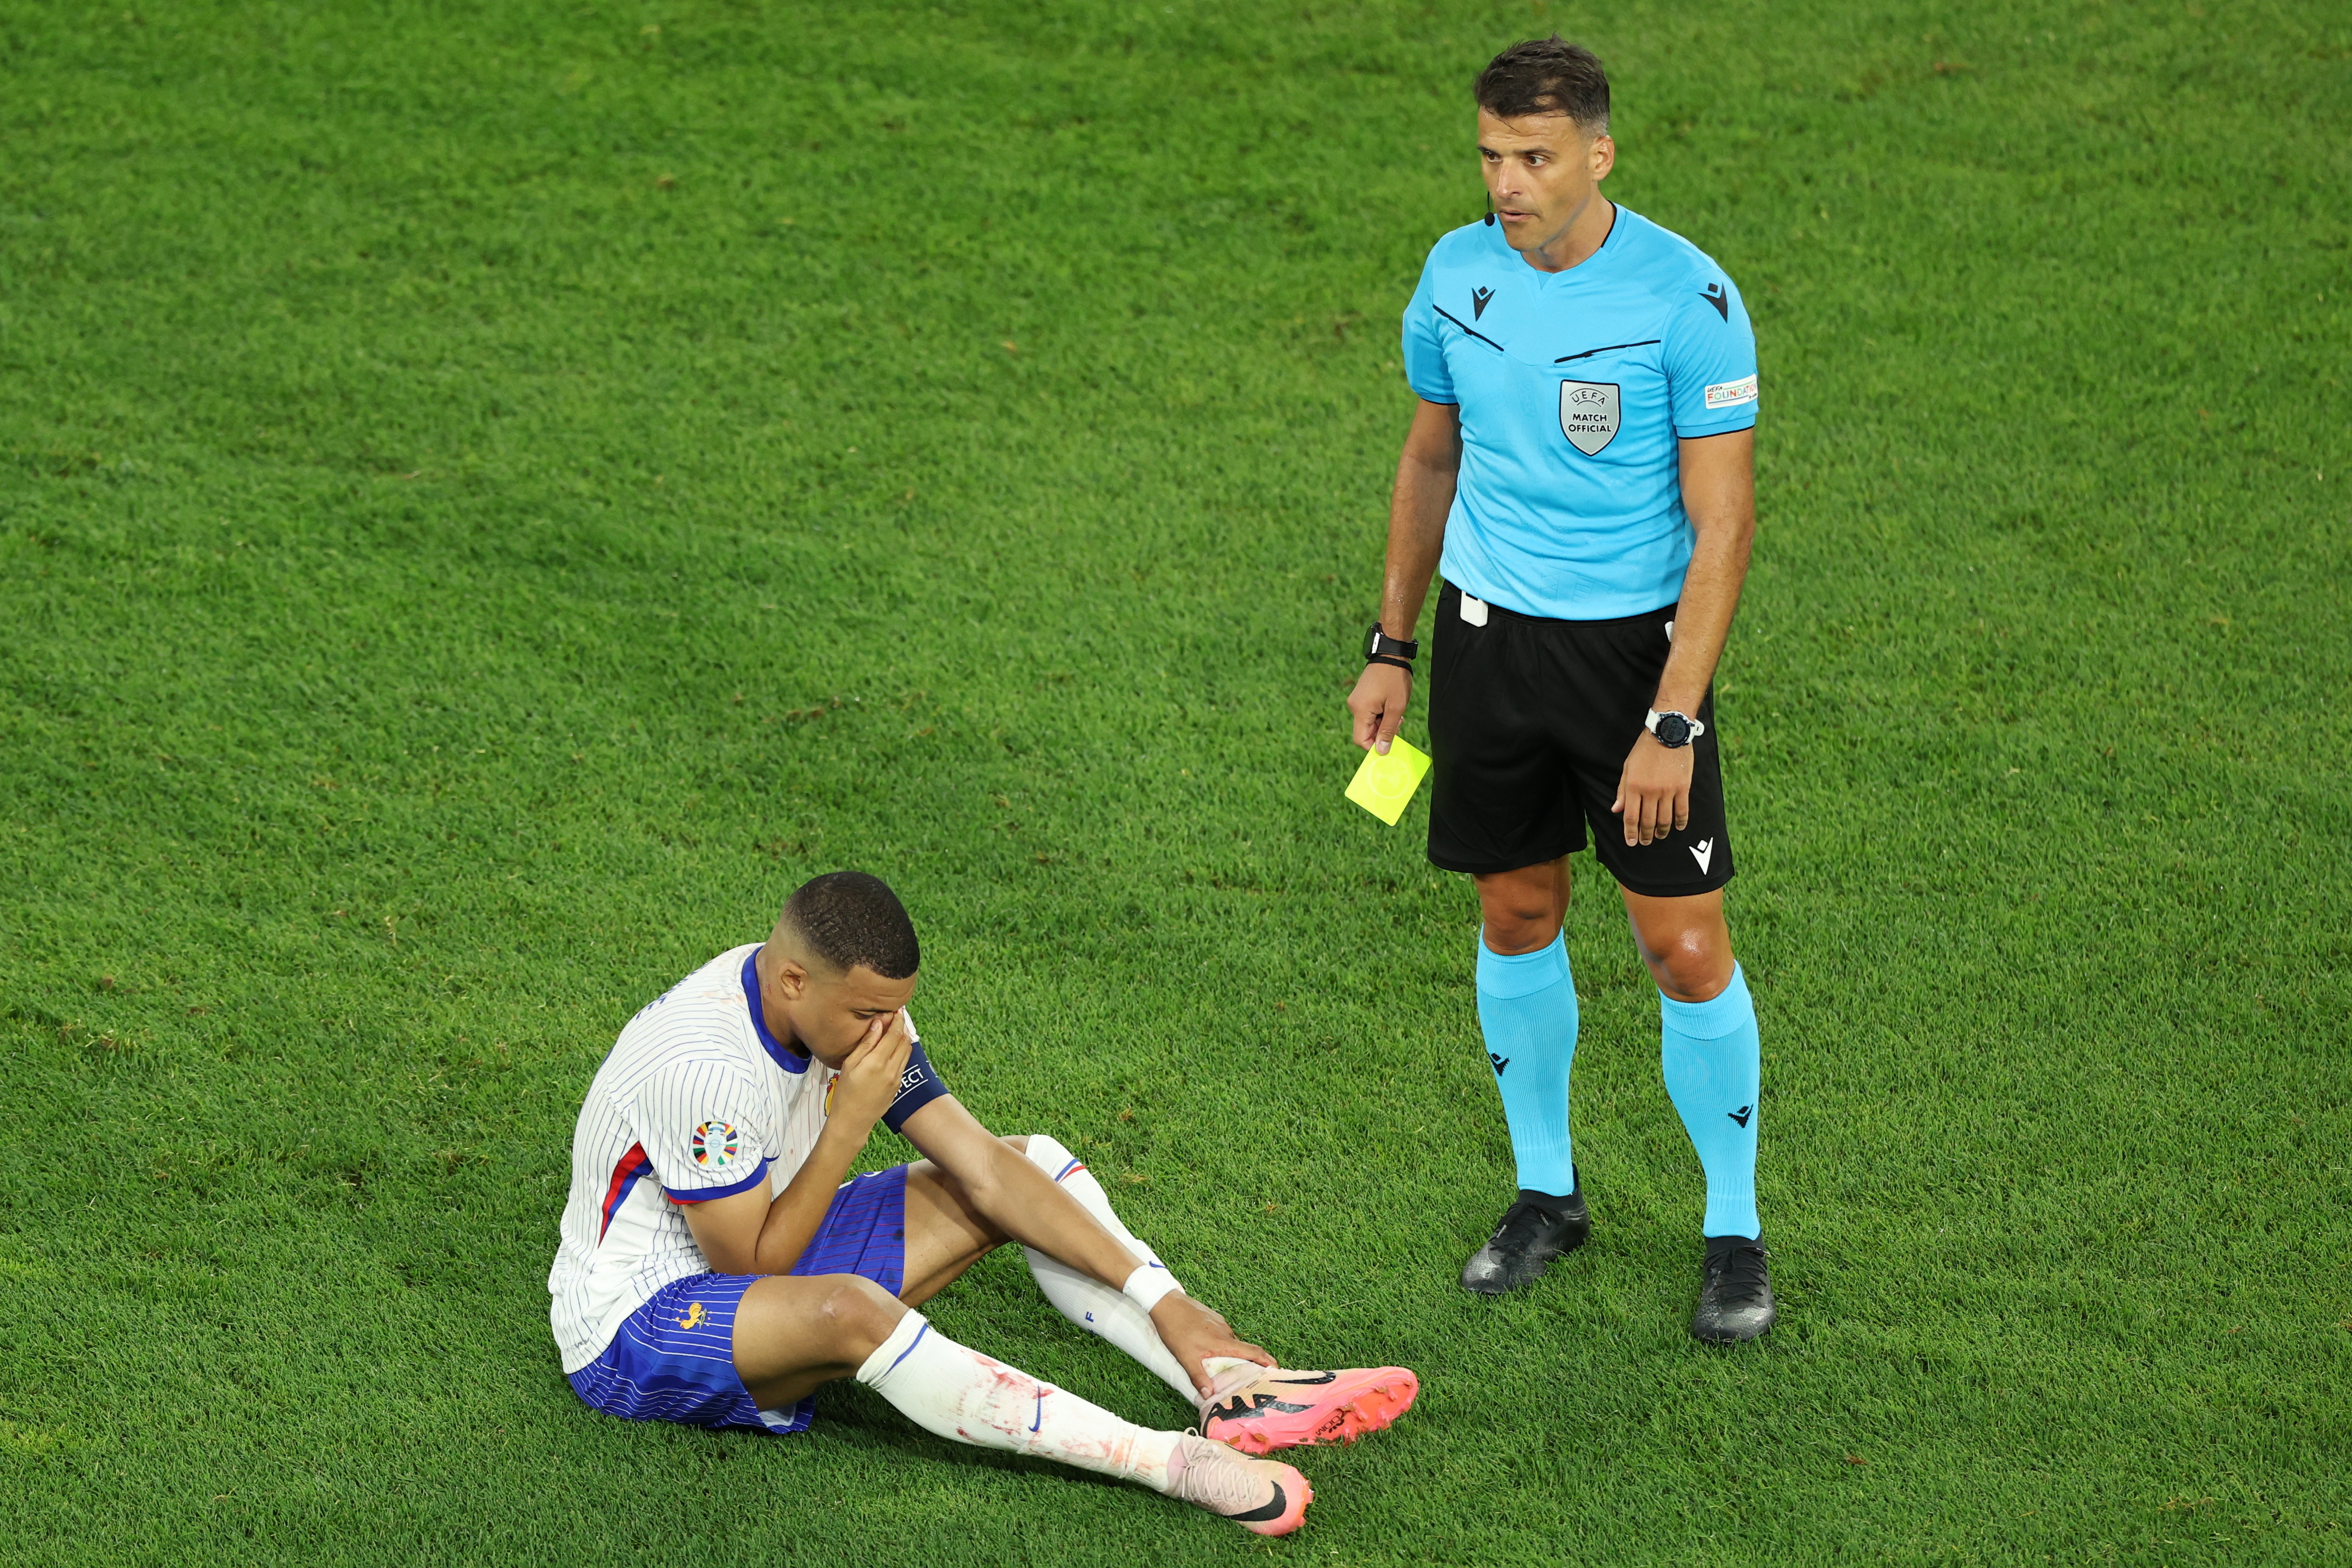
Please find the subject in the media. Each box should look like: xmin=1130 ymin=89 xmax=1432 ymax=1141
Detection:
xmin=1704 ymin=374 xmax=1758 ymax=410
xmin=1690 ymin=839 xmax=1716 ymax=874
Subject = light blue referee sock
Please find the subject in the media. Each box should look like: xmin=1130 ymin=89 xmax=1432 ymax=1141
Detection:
xmin=1659 ymin=963 xmax=1763 ymax=1240
xmin=1475 ymin=930 xmax=1579 ymax=1198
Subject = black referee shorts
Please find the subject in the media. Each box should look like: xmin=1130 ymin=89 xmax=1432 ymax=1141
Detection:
xmin=1425 ymin=581 xmax=1735 ymax=898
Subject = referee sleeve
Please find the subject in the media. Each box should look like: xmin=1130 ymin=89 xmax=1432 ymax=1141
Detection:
xmin=630 ymin=1060 xmax=773 ymax=1203
xmin=1402 ymin=252 xmax=1456 ymax=404
xmin=1665 ymin=272 xmax=1759 ymax=438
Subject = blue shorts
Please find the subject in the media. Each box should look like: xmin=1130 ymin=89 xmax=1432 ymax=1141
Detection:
xmin=567 ymin=1164 xmax=910 ymax=1436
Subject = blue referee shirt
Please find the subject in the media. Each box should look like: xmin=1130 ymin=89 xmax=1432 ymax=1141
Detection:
xmin=1402 ymin=205 xmax=1758 ymax=621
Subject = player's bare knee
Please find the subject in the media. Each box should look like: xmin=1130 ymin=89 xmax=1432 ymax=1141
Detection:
xmin=819 ymin=1275 xmax=906 ymax=1354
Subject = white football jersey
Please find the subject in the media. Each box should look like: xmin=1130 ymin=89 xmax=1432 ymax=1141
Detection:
xmin=547 ymin=943 xmax=943 ymax=1371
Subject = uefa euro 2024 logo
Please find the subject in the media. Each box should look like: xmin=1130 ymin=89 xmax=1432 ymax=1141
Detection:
xmin=691 ymin=1121 xmax=741 ymax=1169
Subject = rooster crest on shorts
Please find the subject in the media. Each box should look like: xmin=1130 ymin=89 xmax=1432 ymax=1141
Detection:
xmin=691 ymin=1121 xmax=741 ymax=1169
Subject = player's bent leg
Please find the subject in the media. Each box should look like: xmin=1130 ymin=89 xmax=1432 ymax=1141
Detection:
xmin=898 ymin=1154 xmax=1016 ymax=1306
xmin=1620 ymin=886 xmax=1775 ymax=1343
xmin=1011 ymin=1135 xmax=1201 ymax=1404
xmin=733 ymin=1272 xmax=907 ymax=1413
xmin=1016 ymin=1134 xmax=1420 ymax=1454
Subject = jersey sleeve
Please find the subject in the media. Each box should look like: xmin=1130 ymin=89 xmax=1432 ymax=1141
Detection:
xmin=1664 ymin=272 xmax=1759 ymax=438
xmin=1402 ymin=249 xmax=1456 ymax=405
xmin=629 ymin=1059 xmax=772 ymax=1203
xmin=879 ymin=1011 xmax=950 ymax=1134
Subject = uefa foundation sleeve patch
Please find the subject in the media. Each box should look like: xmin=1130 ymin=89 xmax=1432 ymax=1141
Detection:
xmin=1704 ymin=373 xmax=1759 ymax=410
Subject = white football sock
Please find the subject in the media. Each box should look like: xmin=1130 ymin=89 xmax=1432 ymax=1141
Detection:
xmin=856 ymin=1311 xmax=1181 ymax=1493
xmin=1018 ymin=1134 xmax=1202 ymax=1406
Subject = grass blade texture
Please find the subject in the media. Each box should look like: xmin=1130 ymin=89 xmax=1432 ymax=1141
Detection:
xmin=2 ymin=1 xmax=2346 ymax=1563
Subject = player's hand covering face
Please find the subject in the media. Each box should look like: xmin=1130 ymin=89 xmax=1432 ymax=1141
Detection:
xmin=778 ymin=959 xmax=919 ymax=1069
xmin=827 ymin=1008 xmax=917 ymax=1130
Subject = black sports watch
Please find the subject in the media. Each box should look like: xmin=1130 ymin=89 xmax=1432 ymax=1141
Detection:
xmin=1363 ymin=625 xmax=1419 ymax=672
xmin=1645 ymin=709 xmax=1708 ymax=749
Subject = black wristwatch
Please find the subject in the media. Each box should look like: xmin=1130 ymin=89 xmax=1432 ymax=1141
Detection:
xmin=1363 ymin=625 xmax=1419 ymax=672
xmin=1645 ymin=709 xmax=1708 ymax=749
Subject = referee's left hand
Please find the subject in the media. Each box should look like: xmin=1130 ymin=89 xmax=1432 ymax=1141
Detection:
xmin=1347 ymin=661 xmax=1413 ymax=754
xmin=1612 ymin=733 xmax=1694 ymax=848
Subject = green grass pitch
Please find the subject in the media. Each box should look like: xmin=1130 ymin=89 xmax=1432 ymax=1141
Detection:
xmin=3 ymin=0 xmax=2348 ymax=1561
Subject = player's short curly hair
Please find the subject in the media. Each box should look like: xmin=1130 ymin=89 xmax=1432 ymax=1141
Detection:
xmin=781 ymin=871 xmax=920 ymax=979
xmin=1475 ymin=37 xmax=1610 ymax=135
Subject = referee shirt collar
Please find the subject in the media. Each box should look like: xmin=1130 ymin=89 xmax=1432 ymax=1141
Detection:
xmin=1503 ymin=198 xmax=1624 ymax=281
xmin=742 ymin=946 xmax=812 ymax=1075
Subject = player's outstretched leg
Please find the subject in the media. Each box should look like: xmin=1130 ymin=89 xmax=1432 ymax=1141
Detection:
xmin=740 ymin=1274 xmax=1312 ymax=1534
xmin=861 ymin=1310 xmax=1311 ymax=1535
xmin=1014 ymin=1135 xmax=1419 ymax=1453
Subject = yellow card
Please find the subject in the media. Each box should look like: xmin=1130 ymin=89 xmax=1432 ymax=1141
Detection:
xmin=1345 ymin=738 xmax=1433 ymax=826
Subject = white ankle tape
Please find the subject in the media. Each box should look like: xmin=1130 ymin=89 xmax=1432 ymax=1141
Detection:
xmin=1121 ymin=1263 xmax=1179 ymax=1312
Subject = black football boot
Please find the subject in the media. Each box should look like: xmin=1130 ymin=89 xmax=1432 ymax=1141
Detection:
xmin=1459 ymin=1180 xmax=1590 ymax=1295
xmin=1689 ymin=1235 xmax=1775 ymax=1343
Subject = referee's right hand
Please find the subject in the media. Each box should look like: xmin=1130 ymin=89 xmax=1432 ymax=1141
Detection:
xmin=1347 ymin=662 xmax=1413 ymax=754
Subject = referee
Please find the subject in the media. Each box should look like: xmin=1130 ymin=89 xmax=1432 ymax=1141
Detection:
xmin=1347 ymin=39 xmax=1774 ymax=1342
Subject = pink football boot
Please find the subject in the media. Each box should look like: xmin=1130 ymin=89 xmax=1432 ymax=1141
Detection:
xmin=1199 ymin=1362 xmax=1420 ymax=1455
xmin=1164 ymin=1434 xmax=1313 ymax=1535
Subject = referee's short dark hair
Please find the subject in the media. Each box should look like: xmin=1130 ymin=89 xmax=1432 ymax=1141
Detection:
xmin=1475 ymin=37 xmax=1610 ymax=135
xmin=781 ymin=871 xmax=921 ymax=979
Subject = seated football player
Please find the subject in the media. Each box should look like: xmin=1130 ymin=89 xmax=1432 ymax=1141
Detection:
xmin=548 ymin=870 xmax=1418 ymax=1536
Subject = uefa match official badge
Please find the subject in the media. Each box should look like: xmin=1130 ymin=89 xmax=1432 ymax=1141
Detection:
xmin=691 ymin=1121 xmax=741 ymax=1169
xmin=1558 ymin=380 xmax=1620 ymax=455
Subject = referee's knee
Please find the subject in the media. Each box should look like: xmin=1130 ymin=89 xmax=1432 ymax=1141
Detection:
xmin=1474 ymin=864 xmax=1567 ymax=953
xmin=1481 ymin=903 xmax=1562 ymax=953
xmin=1649 ymin=930 xmax=1734 ymax=1002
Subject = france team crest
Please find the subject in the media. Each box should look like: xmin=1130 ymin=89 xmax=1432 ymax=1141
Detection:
xmin=1558 ymin=380 xmax=1621 ymax=455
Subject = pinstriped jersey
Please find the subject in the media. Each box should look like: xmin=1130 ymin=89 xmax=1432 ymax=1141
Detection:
xmin=547 ymin=943 xmax=948 ymax=1371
